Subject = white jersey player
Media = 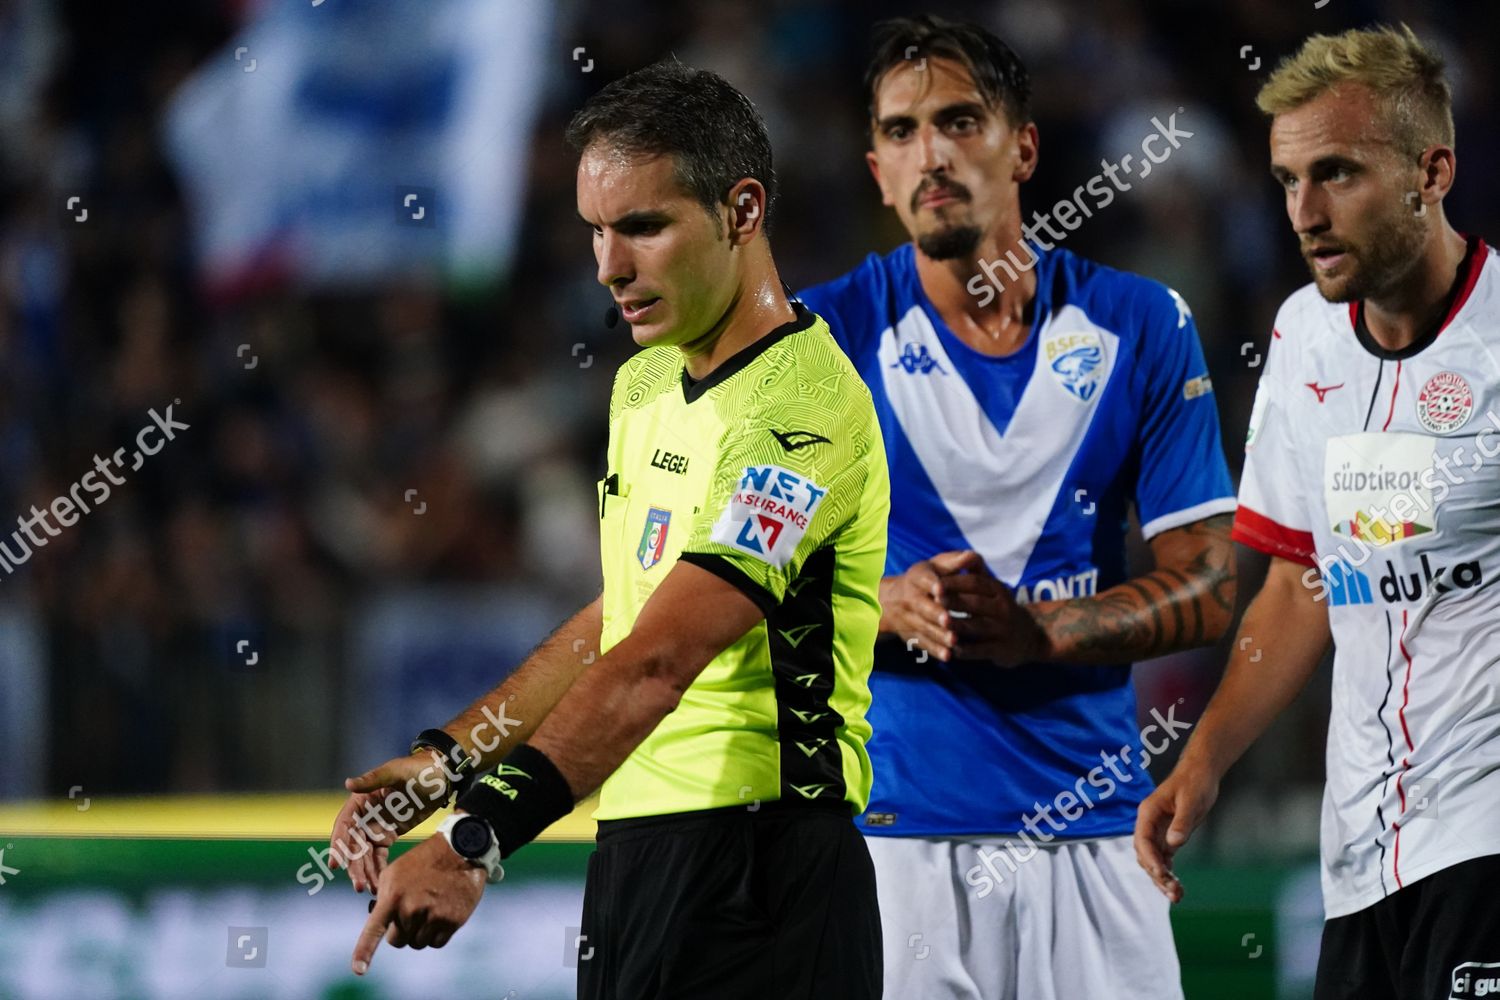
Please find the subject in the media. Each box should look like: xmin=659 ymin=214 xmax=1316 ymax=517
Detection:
xmin=1136 ymin=24 xmax=1500 ymax=1000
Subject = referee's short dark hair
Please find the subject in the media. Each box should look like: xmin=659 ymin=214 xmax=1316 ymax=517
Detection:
xmin=566 ymin=58 xmax=777 ymax=235
xmin=863 ymin=15 xmax=1032 ymax=134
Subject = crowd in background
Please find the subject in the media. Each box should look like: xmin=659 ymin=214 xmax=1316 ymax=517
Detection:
xmin=3 ymin=0 xmax=1496 ymax=861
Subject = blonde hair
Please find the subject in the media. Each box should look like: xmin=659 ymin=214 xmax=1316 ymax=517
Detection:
xmin=1257 ymin=24 xmax=1454 ymax=157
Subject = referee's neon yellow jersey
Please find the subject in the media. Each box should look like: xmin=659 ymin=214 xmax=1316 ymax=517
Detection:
xmin=593 ymin=303 xmax=890 ymax=821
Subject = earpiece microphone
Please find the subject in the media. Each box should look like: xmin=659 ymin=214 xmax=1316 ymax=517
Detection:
xmin=605 ymin=306 xmax=620 ymax=328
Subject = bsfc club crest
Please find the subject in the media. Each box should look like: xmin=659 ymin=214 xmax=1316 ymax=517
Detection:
xmin=1044 ymin=330 xmax=1105 ymax=402
xmin=637 ymin=507 xmax=671 ymax=570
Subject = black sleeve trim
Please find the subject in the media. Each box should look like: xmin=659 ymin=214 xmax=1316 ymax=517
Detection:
xmin=678 ymin=552 xmax=778 ymax=615
xmin=679 ymin=302 xmax=816 ymax=403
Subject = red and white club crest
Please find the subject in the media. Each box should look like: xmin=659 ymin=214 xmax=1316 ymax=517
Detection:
xmin=1415 ymin=371 xmax=1474 ymax=433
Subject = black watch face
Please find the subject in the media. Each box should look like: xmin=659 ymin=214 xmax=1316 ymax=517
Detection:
xmin=452 ymin=817 xmax=492 ymax=858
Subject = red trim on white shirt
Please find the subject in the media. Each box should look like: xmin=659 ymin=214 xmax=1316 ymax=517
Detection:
xmin=1392 ymin=825 xmax=1403 ymax=889
xmin=1392 ymin=608 xmax=1417 ymax=889
xmin=1439 ymin=237 xmax=1488 ymax=333
xmin=1381 ymin=360 xmax=1403 ymax=432
xmin=1231 ymin=506 xmax=1317 ymax=567
xmin=1347 ymin=237 xmax=1487 ymax=343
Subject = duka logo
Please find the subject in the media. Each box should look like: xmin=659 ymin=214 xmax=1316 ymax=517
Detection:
xmin=1378 ymin=552 xmax=1483 ymax=604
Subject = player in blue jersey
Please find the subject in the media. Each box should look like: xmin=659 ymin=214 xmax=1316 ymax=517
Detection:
xmin=795 ymin=16 xmax=1237 ymax=998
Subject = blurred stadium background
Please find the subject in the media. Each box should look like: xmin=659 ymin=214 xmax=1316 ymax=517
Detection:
xmin=0 ymin=0 xmax=1495 ymax=996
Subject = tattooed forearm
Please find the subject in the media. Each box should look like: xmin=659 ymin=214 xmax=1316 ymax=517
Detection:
xmin=1026 ymin=514 xmax=1236 ymax=664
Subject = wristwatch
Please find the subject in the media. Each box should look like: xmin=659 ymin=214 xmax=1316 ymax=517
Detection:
xmin=437 ymin=813 xmax=505 ymax=884
xmin=410 ymin=728 xmax=477 ymax=802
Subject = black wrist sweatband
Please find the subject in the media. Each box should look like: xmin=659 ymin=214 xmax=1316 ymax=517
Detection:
xmin=454 ymin=743 xmax=575 ymax=858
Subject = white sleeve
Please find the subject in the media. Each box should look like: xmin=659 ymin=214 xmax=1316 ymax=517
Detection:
xmin=1232 ymin=315 xmax=1317 ymax=567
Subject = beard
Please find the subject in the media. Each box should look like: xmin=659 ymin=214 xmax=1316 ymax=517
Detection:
xmin=917 ymin=222 xmax=982 ymax=261
xmin=1307 ymin=208 xmax=1427 ymax=303
xmin=910 ymin=177 xmax=980 ymax=260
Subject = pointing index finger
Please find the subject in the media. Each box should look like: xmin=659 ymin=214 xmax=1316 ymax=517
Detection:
xmin=353 ymin=890 xmax=396 ymax=975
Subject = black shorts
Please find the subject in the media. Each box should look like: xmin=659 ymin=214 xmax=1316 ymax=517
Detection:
xmin=577 ymin=800 xmax=881 ymax=1000
xmin=1314 ymin=853 xmax=1500 ymax=1000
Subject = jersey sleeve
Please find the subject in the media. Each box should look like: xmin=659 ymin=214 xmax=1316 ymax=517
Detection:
xmin=677 ymin=394 xmax=875 ymax=611
xmin=795 ymin=252 xmax=890 ymax=361
xmin=1131 ymin=284 xmax=1237 ymax=539
xmin=1231 ymin=315 xmax=1317 ymax=566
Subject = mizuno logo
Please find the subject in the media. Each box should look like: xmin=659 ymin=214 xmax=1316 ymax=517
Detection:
xmin=789 ymin=708 xmax=827 ymax=724
xmin=789 ymin=782 xmax=833 ymax=800
xmin=777 ymin=623 xmax=821 ymax=648
xmin=770 ymin=429 xmax=831 ymax=452
xmin=796 ymin=739 xmax=830 ymax=757
xmin=1306 ymin=381 xmax=1345 ymax=403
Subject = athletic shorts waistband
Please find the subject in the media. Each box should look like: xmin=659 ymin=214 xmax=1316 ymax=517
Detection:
xmin=595 ymin=798 xmax=856 ymax=842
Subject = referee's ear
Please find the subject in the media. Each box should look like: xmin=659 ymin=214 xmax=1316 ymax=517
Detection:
xmin=724 ymin=178 xmax=768 ymax=246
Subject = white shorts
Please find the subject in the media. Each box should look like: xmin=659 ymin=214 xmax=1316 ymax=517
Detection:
xmin=867 ymin=834 xmax=1182 ymax=1000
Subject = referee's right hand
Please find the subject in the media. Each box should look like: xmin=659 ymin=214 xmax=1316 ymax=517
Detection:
xmin=879 ymin=550 xmax=986 ymax=662
xmin=329 ymin=750 xmax=452 ymax=894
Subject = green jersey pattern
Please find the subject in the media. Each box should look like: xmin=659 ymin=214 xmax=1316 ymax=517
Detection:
xmin=594 ymin=305 xmax=889 ymax=821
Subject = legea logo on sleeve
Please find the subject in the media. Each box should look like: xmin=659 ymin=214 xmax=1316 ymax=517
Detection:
xmin=711 ymin=465 xmax=827 ymax=567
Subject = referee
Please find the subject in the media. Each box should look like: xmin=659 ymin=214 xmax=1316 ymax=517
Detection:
xmin=335 ymin=60 xmax=890 ymax=999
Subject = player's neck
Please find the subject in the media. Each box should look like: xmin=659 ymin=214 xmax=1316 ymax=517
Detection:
xmin=1362 ymin=226 xmax=1469 ymax=353
xmin=914 ymin=228 xmax=1038 ymax=357
xmin=680 ymin=266 xmax=796 ymax=381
